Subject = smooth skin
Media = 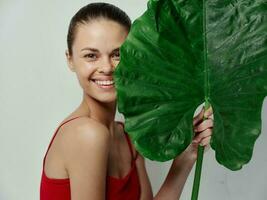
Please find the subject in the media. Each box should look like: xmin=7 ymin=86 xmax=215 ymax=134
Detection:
xmin=44 ymin=18 xmax=214 ymax=200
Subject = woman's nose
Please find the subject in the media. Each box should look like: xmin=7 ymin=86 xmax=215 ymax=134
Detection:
xmin=98 ymin=57 xmax=114 ymax=74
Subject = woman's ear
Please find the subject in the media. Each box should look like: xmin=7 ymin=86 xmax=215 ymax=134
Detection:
xmin=65 ymin=50 xmax=75 ymax=72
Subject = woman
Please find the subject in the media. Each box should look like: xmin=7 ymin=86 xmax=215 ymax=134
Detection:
xmin=40 ymin=2 xmax=213 ymax=200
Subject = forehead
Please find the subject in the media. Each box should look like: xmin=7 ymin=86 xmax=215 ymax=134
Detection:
xmin=73 ymin=19 xmax=128 ymax=52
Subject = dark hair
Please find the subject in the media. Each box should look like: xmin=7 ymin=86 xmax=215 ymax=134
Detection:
xmin=67 ymin=2 xmax=131 ymax=55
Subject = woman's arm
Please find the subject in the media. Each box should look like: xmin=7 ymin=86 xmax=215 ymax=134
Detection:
xmin=61 ymin=118 xmax=111 ymax=200
xmin=137 ymin=106 xmax=213 ymax=200
xmin=136 ymin=155 xmax=154 ymax=200
xmin=136 ymin=148 xmax=195 ymax=200
xmin=154 ymin=106 xmax=213 ymax=200
xmin=153 ymin=144 xmax=198 ymax=200
xmin=136 ymin=144 xmax=197 ymax=200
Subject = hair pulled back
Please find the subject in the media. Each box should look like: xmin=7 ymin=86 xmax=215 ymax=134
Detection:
xmin=67 ymin=3 xmax=131 ymax=55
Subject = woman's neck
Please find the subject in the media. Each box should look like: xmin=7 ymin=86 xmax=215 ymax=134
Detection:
xmin=80 ymin=92 xmax=117 ymax=128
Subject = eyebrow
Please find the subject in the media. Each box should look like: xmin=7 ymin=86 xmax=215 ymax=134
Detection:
xmin=81 ymin=47 xmax=99 ymax=52
xmin=112 ymin=48 xmax=120 ymax=53
xmin=80 ymin=47 xmax=120 ymax=53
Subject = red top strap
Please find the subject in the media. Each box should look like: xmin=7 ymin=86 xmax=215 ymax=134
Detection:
xmin=117 ymin=121 xmax=138 ymax=161
xmin=43 ymin=116 xmax=83 ymax=168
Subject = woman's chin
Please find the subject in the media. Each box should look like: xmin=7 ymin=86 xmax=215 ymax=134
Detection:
xmin=100 ymin=97 xmax=116 ymax=104
xmin=89 ymin=93 xmax=117 ymax=104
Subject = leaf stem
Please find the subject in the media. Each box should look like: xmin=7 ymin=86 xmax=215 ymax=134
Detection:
xmin=191 ymin=145 xmax=204 ymax=200
xmin=190 ymin=101 xmax=210 ymax=200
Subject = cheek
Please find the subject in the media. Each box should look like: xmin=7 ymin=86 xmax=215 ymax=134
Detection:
xmin=75 ymin=66 xmax=95 ymax=90
xmin=76 ymin=62 xmax=96 ymax=79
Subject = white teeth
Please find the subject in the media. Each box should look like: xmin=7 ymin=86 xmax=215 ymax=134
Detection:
xmin=94 ymin=80 xmax=114 ymax=86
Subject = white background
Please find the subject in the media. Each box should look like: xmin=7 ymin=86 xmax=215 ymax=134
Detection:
xmin=0 ymin=0 xmax=266 ymax=199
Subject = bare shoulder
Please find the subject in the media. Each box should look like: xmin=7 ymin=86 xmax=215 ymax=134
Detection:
xmin=57 ymin=117 xmax=111 ymax=166
xmin=56 ymin=117 xmax=111 ymax=199
xmin=62 ymin=116 xmax=108 ymax=132
xmin=60 ymin=117 xmax=110 ymax=142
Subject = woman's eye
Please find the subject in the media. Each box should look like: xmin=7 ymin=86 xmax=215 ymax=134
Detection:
xmin=112 ymin=52 xmax=120 ymax=60
xmin=84 ymin=54 xmax=97 ymax=60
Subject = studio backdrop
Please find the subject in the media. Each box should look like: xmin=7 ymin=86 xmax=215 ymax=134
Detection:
xmin=0 ymin=0 xmax=266 ymax=199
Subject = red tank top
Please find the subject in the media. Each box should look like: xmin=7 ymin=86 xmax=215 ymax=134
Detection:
xmin=40 ymin=117 xmax=141 ymax=200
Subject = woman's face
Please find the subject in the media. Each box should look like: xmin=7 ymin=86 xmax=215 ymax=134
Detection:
xmin=66 ymin=19 xmax=128 ymax=103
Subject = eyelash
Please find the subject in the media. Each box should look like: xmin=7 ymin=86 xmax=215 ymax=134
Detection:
xmin=84 ymin=53 xmax=97 ymax=59
xmin=112 ymin=52 xmax=120 ymax=60
xmin=83 ymin=52 xmax=120 ymax=61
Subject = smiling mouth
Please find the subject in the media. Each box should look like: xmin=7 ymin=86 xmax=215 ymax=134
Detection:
xmin=92 ymin=79 xmax=114 ymax=88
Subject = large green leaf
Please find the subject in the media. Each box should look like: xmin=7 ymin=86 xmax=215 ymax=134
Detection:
xmin=114 ymin=0 xmax=267 ymax=170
